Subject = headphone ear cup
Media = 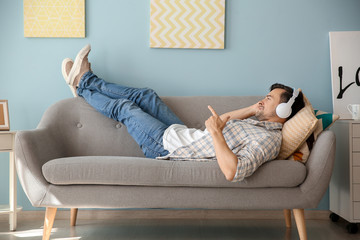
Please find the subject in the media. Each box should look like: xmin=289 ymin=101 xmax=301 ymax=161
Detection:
xmin=276 ymin=103 xmax=291 ymax=119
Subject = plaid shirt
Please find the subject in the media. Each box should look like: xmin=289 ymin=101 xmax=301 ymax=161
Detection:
xmin=157 ymin=119 xmax=282 ymax=182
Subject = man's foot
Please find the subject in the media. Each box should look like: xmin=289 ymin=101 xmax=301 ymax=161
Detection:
xmin=68 ymin=44 xmax=92 ymax=90
xmin=61 ymin=58 xmax=77 ymax=97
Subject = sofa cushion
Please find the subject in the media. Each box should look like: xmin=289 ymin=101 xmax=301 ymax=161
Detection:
xmin=42 ymin=156 xmax=306 ymax=188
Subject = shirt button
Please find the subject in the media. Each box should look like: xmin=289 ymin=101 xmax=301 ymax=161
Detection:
xmin=77 ymin=123 xmax=83 ymax=128
xmin=116 ymin=123 xmax=122 ymax=129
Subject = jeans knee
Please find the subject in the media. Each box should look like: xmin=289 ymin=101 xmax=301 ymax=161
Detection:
xmin=111 ymin=98 xmax=135 ymax=121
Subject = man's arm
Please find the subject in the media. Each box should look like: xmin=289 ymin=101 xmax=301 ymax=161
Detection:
xmin=220 ymin=103 xmax=258 ymax=121
xmin=205 ymin=106 xmax=238 ymax=181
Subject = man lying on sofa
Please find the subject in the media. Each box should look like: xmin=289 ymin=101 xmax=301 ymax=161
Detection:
xmin=61 ymin=44 xmax=305 ymax=182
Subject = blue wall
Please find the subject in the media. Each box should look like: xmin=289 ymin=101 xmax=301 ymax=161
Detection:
xmin=1 ymin=0 xmax=360 ymax=211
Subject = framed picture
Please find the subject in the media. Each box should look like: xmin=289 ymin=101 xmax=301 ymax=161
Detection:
xmin=150 ymin=0 xmax=226 ymax=49
xmin=0 ymin=100 xmax=10 ymax=131
xmin=329 ymin=31 xmax=360 ymax=119
xmin=24 ymin=0 xmax=85 ymax=38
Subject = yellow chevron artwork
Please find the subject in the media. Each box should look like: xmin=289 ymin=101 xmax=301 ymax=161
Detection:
xmin=24 ymin=0 xmax=85 ymax=38
xmin=150 ymin=0 xmax=225 ymax=49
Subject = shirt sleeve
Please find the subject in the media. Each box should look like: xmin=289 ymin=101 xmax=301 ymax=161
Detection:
xmin=231 ymin=134 xmax=281 ymax=182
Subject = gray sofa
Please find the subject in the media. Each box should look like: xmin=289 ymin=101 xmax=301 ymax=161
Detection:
xmin=15 ymin=96 xmax=336 ymax=240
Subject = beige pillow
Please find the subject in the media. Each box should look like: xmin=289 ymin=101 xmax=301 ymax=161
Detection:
xmin=288 ymin=110 xmax=339 ymax=163
xmin=277 ymin=91 xmax=318 ymax=160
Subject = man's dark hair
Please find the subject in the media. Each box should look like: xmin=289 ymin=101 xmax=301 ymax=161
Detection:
xmin=270 ymin=83 xmax=305 ymax=120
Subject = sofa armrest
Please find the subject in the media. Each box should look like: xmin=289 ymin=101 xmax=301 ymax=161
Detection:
xmin=299 ymin=130 xmax=336 ymax=207
xmin=15 ymin=128 xmax=66 ymax=207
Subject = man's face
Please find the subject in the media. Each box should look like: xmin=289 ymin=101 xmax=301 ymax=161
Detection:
xmin=255 ymin=88 xmax=286 ymax=122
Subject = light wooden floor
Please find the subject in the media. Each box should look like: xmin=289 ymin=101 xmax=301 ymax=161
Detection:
xmin=0 ymin=211 xmax=359 ymax=240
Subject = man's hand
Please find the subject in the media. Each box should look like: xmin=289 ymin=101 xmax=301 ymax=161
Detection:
xmin=205 ymin=105 xmax=237 ymax=181
xmin=205 ymin=105 xmax=230 ymax=134
xmin=250 ymin=102 xmax=261 ymax=115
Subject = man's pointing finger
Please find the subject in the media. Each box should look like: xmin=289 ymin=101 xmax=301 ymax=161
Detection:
xmin=208 ymin=105 xmax=218 ymax=116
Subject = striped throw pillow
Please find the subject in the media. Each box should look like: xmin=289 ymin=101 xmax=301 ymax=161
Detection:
xmin=277 ymin=92 xmax=318 ymax=160
xmin=288 ymin=110 xmax=339 ymax=162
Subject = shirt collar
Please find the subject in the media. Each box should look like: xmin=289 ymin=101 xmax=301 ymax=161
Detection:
xmin=233 ymin=118 xmax=283 ymax=130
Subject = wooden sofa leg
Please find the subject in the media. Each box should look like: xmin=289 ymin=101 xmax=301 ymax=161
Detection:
xmin=293 ymin=209 xmax=307 ymax=240
xmin=283 ymin=209 xmax=291 ymax=228
xmin=70 ymin=208 xmax=78 ymax=226
xmin=43 ymin=207 xmax=57 ymax=240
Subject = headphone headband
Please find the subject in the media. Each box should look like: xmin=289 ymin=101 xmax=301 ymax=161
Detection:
xmin=276 ymin=88 xmax=299 ymax=119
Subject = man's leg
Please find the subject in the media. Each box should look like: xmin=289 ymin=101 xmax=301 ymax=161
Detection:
xmin=63 ymin=44 xmax=182 ymax=127
xmin=78 ymin=88 xmax=169 ymax=158
xmin=78 ymin=72 xmax=183 ymax=127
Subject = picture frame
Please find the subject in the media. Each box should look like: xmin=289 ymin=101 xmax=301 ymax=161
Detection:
xmin=150 ymin=0 xmax=226 ymax=49
xmin=0 ymin=100 xmax=10 ymax=131
xmin=329 ymin=31 xmax=360 ymax=119
xmin=24 ymin=0 xmax=85 ymax=38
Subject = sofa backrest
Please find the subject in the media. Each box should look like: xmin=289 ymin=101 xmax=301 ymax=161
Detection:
xmin=38 ymin=96 xmax=263 ymax=158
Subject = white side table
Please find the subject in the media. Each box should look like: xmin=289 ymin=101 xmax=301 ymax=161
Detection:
xmin=0 ymin=131 xmax=22 ymax=231
xmin=330 ymin=120 xmax=360 ymax=233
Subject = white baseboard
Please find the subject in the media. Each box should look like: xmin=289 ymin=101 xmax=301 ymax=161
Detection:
xmin=0 ymin=209 xmax=331 ymax=221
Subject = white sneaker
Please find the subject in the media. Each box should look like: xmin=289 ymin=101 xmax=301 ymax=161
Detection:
xmin=61 ymin=58 xmax=77 ymax=97
xmin=67 ymin=44 xmax=92 ymax=89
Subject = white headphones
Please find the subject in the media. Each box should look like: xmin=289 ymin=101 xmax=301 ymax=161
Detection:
xmin=276 ymin=88 xmax=299 ymax=119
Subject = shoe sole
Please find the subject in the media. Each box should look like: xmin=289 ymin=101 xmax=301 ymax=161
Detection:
xmin=61 ymin=58 xmax=73 ymax=84
xmin=62 ymin=58 xmax=77 ymax=97
xmin=68 ymin=44 xmax=91 ymax=87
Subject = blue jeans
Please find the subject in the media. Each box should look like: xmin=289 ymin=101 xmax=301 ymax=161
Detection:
xmin=77 ymin=72 xmax=184 ymax=158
